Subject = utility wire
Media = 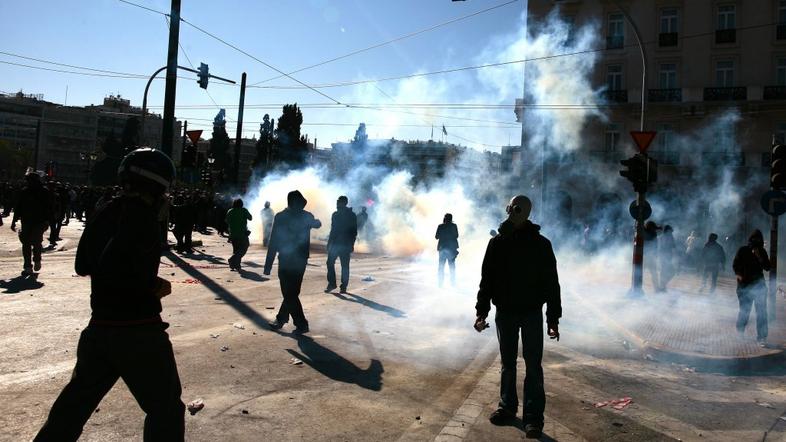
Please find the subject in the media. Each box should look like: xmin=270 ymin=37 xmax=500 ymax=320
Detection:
xmin=249 ymin=0 xmax=519 ymax=86
xmin=116 ymin=0 xmax=167 ymax=16
xmin=0 ymin=50 xmax=147 ymax=77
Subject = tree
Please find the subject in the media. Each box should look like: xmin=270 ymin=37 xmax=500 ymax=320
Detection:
xmin=253 ymin=114 xmax=275 ymax=171
xmin=208 ymin=109 xmax=232 ymax=182
xmin=275 ymin=103 xmax=309 ymax=168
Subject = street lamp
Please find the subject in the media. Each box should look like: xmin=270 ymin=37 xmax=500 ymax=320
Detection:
xmin=80 ymin=151 xmax=97 ymax=185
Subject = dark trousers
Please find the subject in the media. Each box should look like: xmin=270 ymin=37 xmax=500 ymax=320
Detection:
xmin=438 ymin=249 xmax=456 ymax=287
xmin=276 ymin=269 xmax=308 ymax=329
xmin=737 ymin=281 xmax=768 ymax=340
xmin=495 ymin=309 xmax=545 ymax=426
xmin=229 ymin=236 xmax=250 ymax=269
xmin=35 ymin=324 xmax=185 ymax=442
xmin=173 ymin=225 xmax=193 ymax=251
xmin=160 ymin=221 xmax=169 ymax=247
xmin=49 ymin=217 xmax=63 ymax=243
xmin=702 ymin=265 xmax=720 ymax=292
xmin=263 ymin=224 xmax=273 ymax=247
xmin=326 ymin=250 xmax=350 ymax=289
xmin=19 ymin=224 xmax=45 ymax=270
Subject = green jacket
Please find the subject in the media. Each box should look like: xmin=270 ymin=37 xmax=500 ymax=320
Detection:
xmin=225 ymin=207 xmax=252 ymax=239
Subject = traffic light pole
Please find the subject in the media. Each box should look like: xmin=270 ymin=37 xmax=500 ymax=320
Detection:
xmin=770 ymin=215 xmax=778 ymax=321
xmin=631 ymin=190 xmax=645 ymax=295
xmin=233 ymin=72 xmax=247 ymax=186
xmin=161 ymin=0 xmax=181 ymax=158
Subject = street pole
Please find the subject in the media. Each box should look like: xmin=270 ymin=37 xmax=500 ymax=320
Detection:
xmin=181 ymin=120 xmax=188 ymax=184
xmin=161 ymin=0 xmax=181 ymax=158
xmin=233 ymin=72 xmax=247 ymax=185
xmin=141 ymin=66 xmax=168 ymax=142
xmin=770 ymin=214 xmax=778 ymax=321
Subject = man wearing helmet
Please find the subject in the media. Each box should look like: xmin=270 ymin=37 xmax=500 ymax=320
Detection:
xmin=11 ymin=169 xmax=53 ymax=276
xmin=35 ymin=148 xmax=185 ymax=441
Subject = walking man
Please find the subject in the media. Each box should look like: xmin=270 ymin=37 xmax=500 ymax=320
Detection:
xmin=435 ymin=213 xmax=459 ymax=287
xmin=732 ymin=229 xmax=770 ymax=346
xmin=700 ymin=233 xmax=726 ymax=293
xmin=226 ymin=198 xmax=253 ymax=271
xmin=658 ymin=225 xmax=676 ymax=291
xmin=474 ymin=195 xmax=561 ymax=438
xmin=34 ymin=148 xmax=185 ymax=441
xmin=264 ymin=190 xmax=321 ymax=334
xmin=11 ymin=169 xmax=52 ymax=275
xmin=325 ymin=195 xmax=358 ymax=293
xmin=261 ymin=201 xmax=275 ymax=247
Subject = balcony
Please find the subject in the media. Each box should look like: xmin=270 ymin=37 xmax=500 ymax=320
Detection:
xmin=715 ymin=28 xmax=736 ymax=44
xmin=648 ymin=88 xmax=682 ymax=103
xmin=658 ymin=32 xmax=678 ymax=47
xmin=703 ymin=87 xmax=747 ymax=101
xmin=764 ymin=86 xmax=786 ymax=100
xmin=606 ymin=35 xmax=624 ymax=49
xmin=778 ymin=24 xmax=786 ymax=40
xmin=701 ymin=151 xmax=745 ymax=167
xmin=603 ymin=89 xmax=628 ymax=103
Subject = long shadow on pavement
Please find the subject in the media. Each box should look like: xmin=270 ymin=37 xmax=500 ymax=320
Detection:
xmin=0 ymin=274 xmax=44 ymax=294
xmin=287 ymin=334 xmax=384 ymax=391
xmin=330 ymin=291 xmax=406 ymax=318
xmin=238 ymin=269 xmax=268 ymax=282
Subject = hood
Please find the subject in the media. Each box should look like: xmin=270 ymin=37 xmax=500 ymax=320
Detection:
xmin=497 ymin=219 xmax=541 ymax=237
xmin=749 ymin=229 xmax=764 ymax=247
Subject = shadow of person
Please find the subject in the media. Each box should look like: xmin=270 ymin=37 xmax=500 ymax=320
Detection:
xmin=238 ymin=269 xmax=269 ymax=282
xmin=331 ymin=292 xmax=407 ymax=318
xmin=0 ymin=274 xmax=44 ymax=294
xmin=286 ymin=334 xmax=384 ymax=391
xmin=504 ymin=417 xmax=557 ymax=441
xmin=186 ymin=249 xmax=226 ymax=265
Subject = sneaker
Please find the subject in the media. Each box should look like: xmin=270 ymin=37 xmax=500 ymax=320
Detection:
xmin=293 ymin=325 xmax=310 ymax=335
xmin=757 ymin=338 xmax=767 ymax=348
xmin=524 ymin=423 xmax=543 ymax=438
xmin=324 ymin=284 xmax=337 ymax=293
xmin=21 ymin=268 xmax=33 ymax=276
xmin=268 ymin=320 xmax=285 ymax=331
xmin=339 ymin=287 xmax=347 ymax=294
xmin=488 ymin=408 xmax=515 ymax=425
xmin=33 ymin=261 xmax=41 ymax=272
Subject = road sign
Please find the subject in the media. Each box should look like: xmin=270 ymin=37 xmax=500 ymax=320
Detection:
xmin=186 ymin=130 xmax=203 ymax=146
xmin=761 ymin=190 xmax=786 ymax=216
xmin=630 ymin=131 xmax=657 ymax=153
xmin=629 ymin=200 xmax=652 ymax=220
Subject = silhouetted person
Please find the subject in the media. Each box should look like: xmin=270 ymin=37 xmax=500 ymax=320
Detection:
xmin=357 ymin=206 xmax=369 ymax=232
xmin=658 ymin=225 xmax=676 ymax=291
xmin=700 ymin=233 xmax=726 ymax=293
xmin=158 ymin=192 xmax=171 ymax=250
xmin=265 ymin=190 xmax=322 ymax=334
xmin=261 ymin=201 xmax=275 ymax=247
xmin=325 ymin=196 xmax=358 ymax=294
xmin=172 ymin=194 xmax=196 ymax=253
xmin=11 ymin=170 xmax=53 ymax=275
xmin=732 ymin=229 xmax=770 ymax=346
xmin=435 ymin=213 xmax=459 ymax=287
xmin=226 ymin=198 xmax=252 ymax=271
xmin=35 ymin=148 xmax=184 ymax=441
xmin=474 ymin=195 xmax=561 ymax=439
xmin=643 ymin=221 xmax=660 ymax=291
xmin=685 ymin=230 xmax=700 ymax=272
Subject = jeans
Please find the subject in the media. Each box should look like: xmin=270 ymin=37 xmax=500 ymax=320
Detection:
xmin=495 ymin=309 xmax=545 ymax=426
xmin=702 ymin=265 xmax=720 ymax=292
xmin=35 ymin=324 xmax=185 ymax=441
xmin=19 ymin=223 xmax=46 ymax=270
xmin=737 ymin=281 xmax=768 ymax=340
xmin=229 ymin=236 xmax=250 ymax=269
xmin=327 ymin=250 xmax=350 ymax=290
xmin=438 ymin=249 xmax=456 ymax=287
xmin=276 ymin=269 xmax=308 ymax=329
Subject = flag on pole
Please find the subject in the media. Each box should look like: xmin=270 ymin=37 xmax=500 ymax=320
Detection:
xmin=442 ymin=125 xmax=448 ymax=136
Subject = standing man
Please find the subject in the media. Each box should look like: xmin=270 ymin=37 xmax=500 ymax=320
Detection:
xmin=435 ymin=213 xmax=459 ymax=287
xmin=325 ymin=195 xmax=358 ymax=294
xmin=34 ymin=148 xmax=184 ymax=441
xmin=11 ymin=170 xmax=52 ymax=275
xmin=264 ymin=190 xmax=321 ymax=334
xmin=700 ymin=233 xmax=726 ymax=293
xmin=643 ymin=221 xmax=660 ymax=292
xmin=261 ymin=201 xmax=275 ymax=247
xmin=658 ymin=225 xmax=676 ymax=291
xmin=732 ymin=229 xmax=770 ymax=346
xmin=226 ymin=198 xmax=252 ymax=271
xmin=474 ymin=195 xmax=561 ymax=439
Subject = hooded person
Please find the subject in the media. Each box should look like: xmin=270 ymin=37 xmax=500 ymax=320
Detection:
xmin=732 ymin=229 xmax=770 ymax=345
xmin=474 ymin=195 xmax=561 ymax=438
xmin=261 ymin=201 xmax=275 ymax=247
xmin=435 ymin=213 xmax=459 ymax=287
xmin=264 ymin=190 xmax=322 ymax=333
xmin=11 ymin=169 xmax=53 ymax=275
xmin=325 ymin=195 xmax=357 ymax=294
xmin=700 ymin=233 xmax=726 ymax=293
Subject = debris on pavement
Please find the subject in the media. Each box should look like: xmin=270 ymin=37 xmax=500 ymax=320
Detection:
xmin=415 ymin=416 xmax=421 ymax=421
xmin=209 ymin=333 xmax=220 ymax=339
xmin=757 ymin=402 xmax=775 ymax=409
xmin=241 ymin=409 xmax=249 ymax=415
xmin=181 ymin=278 xmax=202 ymax=284
xmin=220 ymin=346 xmax=230 ymax=352
xmin=644 ymin=354 xmax=655 ymax=361
xmin=233 ymin=322 xmax=245 ymax=330
xmin=266 ymin=306 xmax=275 ymax=310
xmin=594 ymin=397 xmax=633 ymax=410
xmin=683 ymin=367 xmax=696 ymax=373
xmin=362 ymin=275 xmax=375 ymax=282
xmin=187 ymin=399 xmax=204 ymax=415
xmin=290 ymin=357 xmax=303 ymax=365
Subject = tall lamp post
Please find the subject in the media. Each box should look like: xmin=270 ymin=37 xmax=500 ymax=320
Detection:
xmin=79 ymin=151 xmax=97 ymax=185
xmin=207 ymin=155 xmax=215 ymax=188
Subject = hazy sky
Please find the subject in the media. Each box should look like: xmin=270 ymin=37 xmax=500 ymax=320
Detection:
xmin=1 ymin=0 xmax=532 ymax=151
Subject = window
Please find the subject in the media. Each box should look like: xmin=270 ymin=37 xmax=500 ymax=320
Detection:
xmin=605 ymin=123 xmax=621 ymax=151
xmin=608 ymin=13 xmax=624 ymax=37
xmin=660 ymin=8 xmax=678 ymax=33
xmin=659 ymin=63 xmax=677 ymax=89
xmin=716 ymin=60 xmax=735 ymax=87
xmin=778 ymin=58 xmax=786 ymax=86
xmin=607 ymin=65 xmax=623 ymax=90
xmin=717 ymin=5 xmax=736 ymax=30
xmin=780 ymin=0 xmax=786 ymax=24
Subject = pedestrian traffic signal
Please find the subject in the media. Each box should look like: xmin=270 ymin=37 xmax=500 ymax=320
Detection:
xmin=620 ymin=154 xmax=656 ymax=193
xmin=197 ymin=63 xmax=209 ymax=89
xmin=771 ymin=144 xmax=786 ymax=189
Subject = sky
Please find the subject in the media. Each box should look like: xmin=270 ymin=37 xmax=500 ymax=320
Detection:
xmin=0 ymin=0 xmax=537 ymax=152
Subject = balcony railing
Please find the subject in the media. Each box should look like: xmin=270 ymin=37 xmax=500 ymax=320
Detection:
xmin=715 ymin=28 xmax=736 ymax=44
xmin=701 ymin=151 xmax=745 ymax=167
xmin=648 ymin=88 xmax=682 ymax=103
xmin=778 ymin=24 xmax=786 ymax=40
xmin=658 ymin=32 xmax=678 ymax=47
xmin=603 ymin=89 xmax=628 ymax=103
xmin=764 ymin=86 xmax=786 ymax=100
xmin=703 ymin=87 xmax=747 ymax=101
xmin=606 ymin=35 xmax=624 ymax=49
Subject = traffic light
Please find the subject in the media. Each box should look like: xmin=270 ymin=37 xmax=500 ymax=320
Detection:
xmin=197 ymin=63 xmax=209 ymax=89
xmin=771 ymin=144 xmax=786 ymax=189
xmin=620 ymin=154 xmax=656 ymax=192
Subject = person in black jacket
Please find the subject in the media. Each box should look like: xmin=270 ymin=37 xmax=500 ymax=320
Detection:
xmin=325 ymin=195 xmax=357 ymax=293
xmin=732 ymin=229 xmax=770 ymax=346
xmin=11 ymin=170 xmax=53 ymax=275
xmin=35 ymin=148 xmax=185 ymax=441
xmin=265 ymin=190 xmax=322 ymax=334
xmin=474 ymin=195 xmax=561 ymax=439
xmin=700 ymin=233 xmax=726 ymax=293
xmin=435 ymin=213 xmax=459 ymax=287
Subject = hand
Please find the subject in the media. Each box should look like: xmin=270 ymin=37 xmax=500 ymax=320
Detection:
xmin=154 ymin=277 xmax=172 ymax=299
xmin=548 ymin=323 xmax=560 ymax=341
xmin=10 ymin=222 xmax=16 ymax=232
xmin=473 ymin=315 xmax=489 ymax=332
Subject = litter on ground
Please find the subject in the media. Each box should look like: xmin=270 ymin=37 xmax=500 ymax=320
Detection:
xmin=594 ymin=397 xmax=633 ymax=410
xmin=220 ymin=346 xmax=230 ymax=352
xmin=233 ymin=323 xmax=245 ymax=330
xmin=187 ymin=399 xmax=204 ymax=415
xmin=290 ymin=358 xmax=304 ymax=365
xmin=362 ymin=276 xmax=374 ymax=282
